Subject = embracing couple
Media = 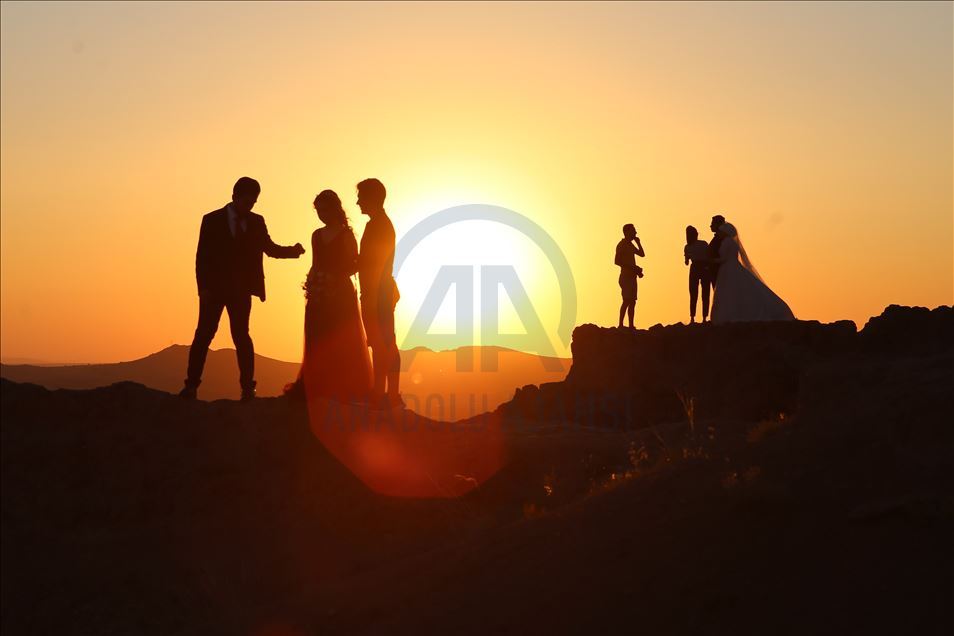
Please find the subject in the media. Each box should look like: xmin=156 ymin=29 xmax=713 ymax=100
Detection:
xmin=684 ymin=214 xmax=795 ymax=324
xmin=179 ymin=177 xmax=402 ymax=409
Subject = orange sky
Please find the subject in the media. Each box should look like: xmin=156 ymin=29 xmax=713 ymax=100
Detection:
xmin=1 ymin=1 xmax=951 ymax=363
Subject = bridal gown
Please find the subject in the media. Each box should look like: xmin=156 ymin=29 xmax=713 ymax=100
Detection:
xmin=287 ymin=227 xmax=373 ymax=402
xmin=710 ymin=237 xmax=795 ymax=324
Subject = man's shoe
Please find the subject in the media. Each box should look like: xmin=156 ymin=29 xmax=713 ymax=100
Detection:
xmin=178 ymin=386 xmax=197 ymax=400
xmin=240 ymin=380 xmax=257 ymax=402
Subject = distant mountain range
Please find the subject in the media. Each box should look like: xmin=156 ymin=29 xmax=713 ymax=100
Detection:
xmin=0 ymin=345 xmax=569 ymax=419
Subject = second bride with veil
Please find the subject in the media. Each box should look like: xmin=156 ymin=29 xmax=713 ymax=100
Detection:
xmin=710 ymin=222 xmax=795 ymax=324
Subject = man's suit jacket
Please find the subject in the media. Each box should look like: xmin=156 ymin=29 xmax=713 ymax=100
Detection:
xmin=707 ymin=233 xmax=725 ymax=283
xmin=195 ymin=206 xmax=299 ymax=301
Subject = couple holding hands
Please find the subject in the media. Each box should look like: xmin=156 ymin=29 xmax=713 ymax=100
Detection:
xmin=179 ymin=177 xmax=402 ymax=409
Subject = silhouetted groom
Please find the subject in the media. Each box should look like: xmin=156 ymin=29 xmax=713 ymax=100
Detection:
xmin=706 ymin=214 xmax=726 ymax=289
xmin=180 ymin=177 xmax=304 ymax=401
xmin=356 ymin=178 xmax=402 ymax=409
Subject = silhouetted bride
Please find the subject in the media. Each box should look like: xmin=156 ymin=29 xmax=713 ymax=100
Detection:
xmin=710 ymin=222 xmax=795 ymax=323
xmin=285 ymin=190 xmax=372 ymax=402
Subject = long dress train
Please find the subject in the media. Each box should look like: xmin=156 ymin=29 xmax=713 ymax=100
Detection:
xmin=710 ymin=236 xmax=795 ymax=323
xmin=286 ymin=226 xmax=372 ymax=402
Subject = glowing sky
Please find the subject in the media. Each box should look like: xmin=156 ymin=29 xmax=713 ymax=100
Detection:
xmin=2 ymin=1 xmax=951 ymax=363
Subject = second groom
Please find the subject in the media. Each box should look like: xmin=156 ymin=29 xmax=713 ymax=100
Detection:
xmin=356 ymin=178 xmax=403 ymax=409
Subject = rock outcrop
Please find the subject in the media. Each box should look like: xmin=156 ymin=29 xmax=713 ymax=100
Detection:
xmin=503 ymin=305 xmax=953 ymax=428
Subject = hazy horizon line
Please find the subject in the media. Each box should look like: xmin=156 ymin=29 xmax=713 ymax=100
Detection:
xmin=0 ymin=343 xmax=573 ymax=368
xmin=6 ymin=302 xmax=950 ymax=367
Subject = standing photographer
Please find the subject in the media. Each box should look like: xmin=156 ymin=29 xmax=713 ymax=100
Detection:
xmin=615 ymin=223 xmax=645 ymax=329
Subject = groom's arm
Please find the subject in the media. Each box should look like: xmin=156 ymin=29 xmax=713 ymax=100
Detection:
xmin=259 ymin=217 xmax=305 ymax=259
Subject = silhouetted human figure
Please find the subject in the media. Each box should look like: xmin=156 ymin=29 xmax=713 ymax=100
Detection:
xmin=180 ymin=177 xmax=304 ymax=401
xmin=710 ymin=222 xmax=795 ymax=323
xmin=284 ymin=191 xmax=372 ymax=402
xmin=615 ymin=223 xmax=645 ymax=328
xmin=706 ymin=214 xmax=726 ymax=290
xmin=684 ymin=225 xmax=710 ymax=323
xmin=356 ymin=178 xmax=403 ymax=409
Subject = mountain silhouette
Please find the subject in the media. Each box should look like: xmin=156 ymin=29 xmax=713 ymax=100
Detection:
xmin=0 ymin=345 xmax=569 ymax=418
xmin=0 ymin=345 xmax=294 ymax=400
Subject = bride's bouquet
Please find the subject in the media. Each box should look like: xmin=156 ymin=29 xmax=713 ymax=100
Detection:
xmin=302 ymin=270 xmax=328 ymax=300
xmin=303 ymin=269 xmax=353 ymax=301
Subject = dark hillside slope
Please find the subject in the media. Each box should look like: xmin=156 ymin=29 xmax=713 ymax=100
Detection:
xmin=2 ymin=305 xmax=951 ymax=634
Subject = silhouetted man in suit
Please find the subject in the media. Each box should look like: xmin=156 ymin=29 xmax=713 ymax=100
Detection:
xmin=356 ymin=178 xmax=402 ymax=409
xmin=180 ymin=177 xmax=304 ymax=401
xmin=706 ymin=214 xmax=726 ymax=289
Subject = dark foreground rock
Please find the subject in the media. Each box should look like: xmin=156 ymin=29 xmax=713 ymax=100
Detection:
xmin=1 ymin=305 xmax=952 ymax=634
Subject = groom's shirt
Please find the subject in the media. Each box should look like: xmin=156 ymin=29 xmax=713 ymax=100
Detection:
xmin=226 ymin=203 xmax=248 ymax=237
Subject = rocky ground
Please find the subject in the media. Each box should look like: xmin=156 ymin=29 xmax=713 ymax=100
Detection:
xmin=2 ymin=305 xmax=951 ymax=634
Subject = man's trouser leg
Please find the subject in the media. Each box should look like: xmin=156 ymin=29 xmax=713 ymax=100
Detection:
xmin=226 ymin=294 xmax=255 ymax=392
xmin=185 ymin=294 xmax=226 ymax=389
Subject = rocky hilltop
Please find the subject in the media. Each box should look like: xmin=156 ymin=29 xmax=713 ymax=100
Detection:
xmin=2 ymin=305 xmax=952 ymax=634
xmin=504 ymin=305 xmax=953 ymax=427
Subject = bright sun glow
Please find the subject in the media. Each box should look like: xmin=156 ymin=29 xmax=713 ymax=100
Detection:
xmin=395 ymin=215 xmax=561 ymax=351
xmin=1 ymin=2 xmax=950 ymax=364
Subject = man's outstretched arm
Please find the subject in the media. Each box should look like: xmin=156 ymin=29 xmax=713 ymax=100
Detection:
xmin=260 ymin=219 xmax=304 ymax=259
